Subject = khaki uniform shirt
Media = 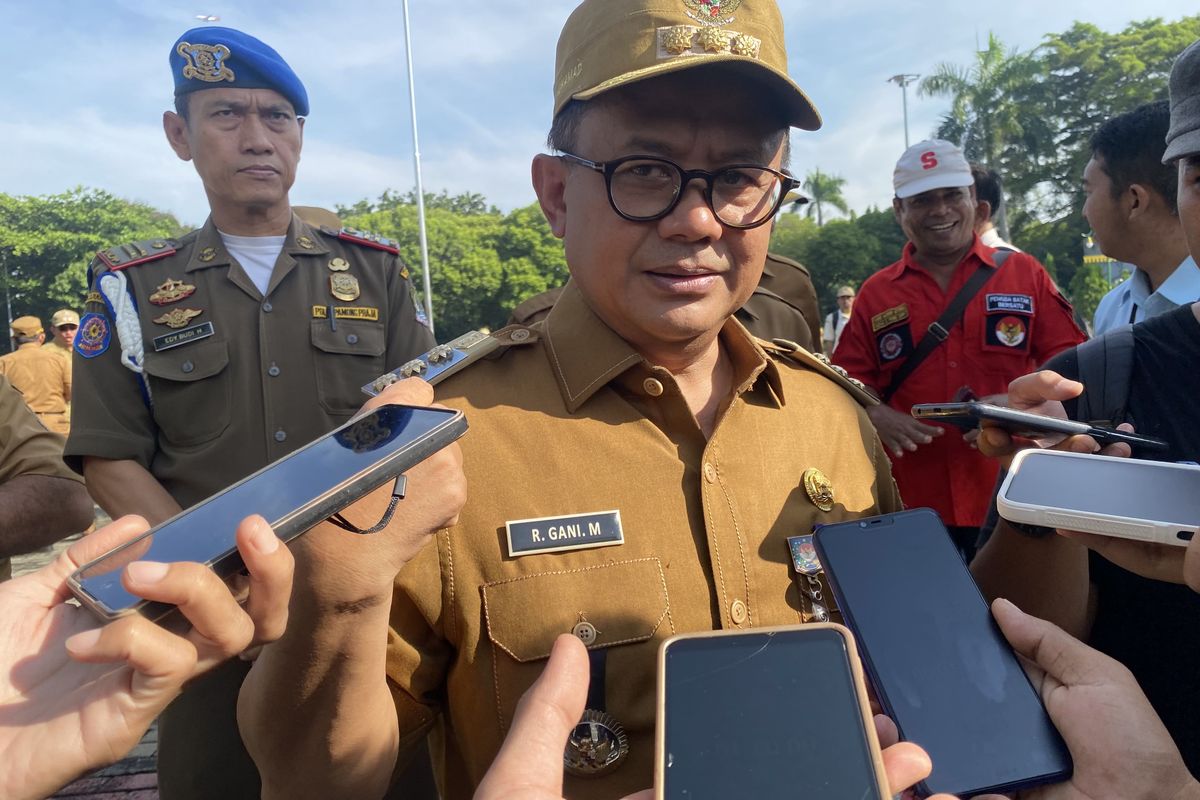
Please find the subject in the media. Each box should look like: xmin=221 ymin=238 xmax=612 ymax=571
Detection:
xmin=42 ymin=339 xmax=73 ymax=422
xmin=0 ymin=343 xmax=71 ymax=435
xmin=63 ymin=214 xmax=434 ymax=800
xmin=0 ymin=374 xmax=81 ymax=580
xmin=389 ymin=283 xmax=901 ymax=799
xmin=65 ymin=215 xmax=434 ymax=508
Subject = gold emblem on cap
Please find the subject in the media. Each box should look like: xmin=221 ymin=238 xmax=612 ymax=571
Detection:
xmin=330 ymin=273 xmax=360 ymax=302
xmin=198 ymin=247 xmax=217 ymax=262
xmin=298 ymin=235 xmax=315 ymax=250
xmin=328 ymin=257 xmax=350 ymax=272
xmin=683 ymin=0 xmax=741 ymax=26
xmin=153 ymin=308 xmax=204 ymax=329
xmin=802 ymin=468 xmax=835 ymax=512
xmin=149 ymin=278 xmax=197 ymax=306
xmin=729 ymin=32 xmax=761 ymax=58
xmin=564 ymin=709 xmax=629 ymax=777
xmin=176 ymin=42 xmax=235 ymax=83
xmin=662 ymin=25 xmax=695 ymax=54
xmin=696 ymin=26 xmax=730 ymax=53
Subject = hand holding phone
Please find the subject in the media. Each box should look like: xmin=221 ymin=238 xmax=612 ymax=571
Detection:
xmin=911 ymin=402 xmax=1168 ymax=452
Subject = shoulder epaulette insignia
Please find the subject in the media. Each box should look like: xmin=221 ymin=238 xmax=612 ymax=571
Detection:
xmin=95 ymin=239 xmax=178 ymax=271
xmin=762 ymin=338 xmax=878 ymax=407
xmin=324 ymin=226 xmax=400 ymax=254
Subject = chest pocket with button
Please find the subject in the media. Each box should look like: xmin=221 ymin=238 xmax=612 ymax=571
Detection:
xmin=481 ymin=557 xmax=674 ymax=732
xmin=142 ymin=338 xmax=232 ymax=446
xmin=310 ymin=320 xmax=386 ymax=415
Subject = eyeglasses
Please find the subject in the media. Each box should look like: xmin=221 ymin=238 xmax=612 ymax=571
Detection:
xmin=837 ymin=295 xmax=854 ymax=300
xmin=559 ymin=152 xmax=799 ymax=230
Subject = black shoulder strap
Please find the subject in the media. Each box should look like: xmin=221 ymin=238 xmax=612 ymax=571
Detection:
xmin=882 ymin=250 xmax=1012 ymax=404
xmin=1074 ymin=324 xmax=1135 ymax=425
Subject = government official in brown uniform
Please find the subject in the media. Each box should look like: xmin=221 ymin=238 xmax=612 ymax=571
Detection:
xmin=63 ymin=26 xmax=434 ymax=799
xmin=0 ymin=316 xmax=71 ymax=435
xmin=240 ymin=2 xmax=900 ymax=798
xmin=43 ymin=309 xmax=79 ymax=425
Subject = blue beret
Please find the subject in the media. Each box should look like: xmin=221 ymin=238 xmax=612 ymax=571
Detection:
xmin=171 ymin=27 xmax=309 ymax=116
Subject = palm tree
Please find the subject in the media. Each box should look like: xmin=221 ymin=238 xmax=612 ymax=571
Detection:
xmin=800 ymin=169 xmax=850 ymax=226
xmin=918 ymin=33 xmax=1033 ymax=168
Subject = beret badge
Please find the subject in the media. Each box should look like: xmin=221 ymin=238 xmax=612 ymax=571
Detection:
xmin=177 ymin=41 xmax=235 ymax=83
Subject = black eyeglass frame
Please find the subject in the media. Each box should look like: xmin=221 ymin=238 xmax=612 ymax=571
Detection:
xmin=558 ymin=152 xmax=800 ymax=230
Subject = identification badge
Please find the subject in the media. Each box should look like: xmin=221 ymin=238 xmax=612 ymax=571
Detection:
xmin=153 ymin=321 xmax=215 ymax=351
xmin=506 ymin=510 xmax=624 ymax=557
xmin=312 ymin=305 xmax=379 ymax=321
xmin=786 ymin=534 xmax=832 ymax=622
xmin=985 ymin=293 xmax=1034 ymax=315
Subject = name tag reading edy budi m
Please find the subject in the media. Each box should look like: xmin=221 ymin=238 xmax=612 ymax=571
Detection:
xmin=153 ymin=321 xmax=215 ymax=352
xmin=505 ymin=510 xmax=624 ymax=557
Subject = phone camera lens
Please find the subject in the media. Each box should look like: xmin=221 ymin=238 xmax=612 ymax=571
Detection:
xmin=859 ymin=521 xmax=867 ymax=528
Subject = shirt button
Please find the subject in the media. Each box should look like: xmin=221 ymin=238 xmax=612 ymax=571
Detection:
xmin=703 ymin=462 xmax=717 ymax=483
xmin=643 ymin=378 xmax=664 ymax=397
xmin=274 ymin=430 xmax=287 ymax=443
xmin=730 ymin=599 xmax=748 ymax=625
xmin=262 ymin=301 xmax=273 ymax=313
xmin=572 ymin=621 xmax=598 ymax=645
xmin=268 ymin=365 xmax=281 ymax=377
xmin=346 ymin=334 xmax=359 ymax=345
xmin=180 ymin=360 xmax=194 ymax=374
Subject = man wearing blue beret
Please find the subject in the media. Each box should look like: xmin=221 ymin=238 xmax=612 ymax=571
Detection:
xmin=63 ymin=26 xmax=436 ymax=799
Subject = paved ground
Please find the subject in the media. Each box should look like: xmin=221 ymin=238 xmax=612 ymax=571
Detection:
xmin=13 ymin=520 xmax=162 ymax=799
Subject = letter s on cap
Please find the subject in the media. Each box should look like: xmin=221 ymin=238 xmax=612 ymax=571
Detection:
xmin=920 ymin=152 xmax=938 ymax=170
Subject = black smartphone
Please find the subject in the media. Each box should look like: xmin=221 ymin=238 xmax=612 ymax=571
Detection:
xmin=813 ymin=508 xmax=1072 ymax=798
xmin=69 ymin=404 xmax=466 ymax=621
xmin=911 ymin=401 xmax=1169 ymax=452
xmin=655 ymin=624 xmax=890 ymax=800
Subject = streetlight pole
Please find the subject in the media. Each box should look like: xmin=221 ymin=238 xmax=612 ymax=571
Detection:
xmin=402 ymin=0 xmax=436 ymax=336
xmin=887 ymin=73 xmax=921 ymax=148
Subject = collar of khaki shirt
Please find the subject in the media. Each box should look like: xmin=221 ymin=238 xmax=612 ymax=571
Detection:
xmin=183 ymin=214 xmax=332 ymax=273
xmin=540 ymin=280 xmax=785 ymax=415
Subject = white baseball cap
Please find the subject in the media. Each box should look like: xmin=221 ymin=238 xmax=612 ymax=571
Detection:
xmin=893 ymin=139 xmax=973 ymax=199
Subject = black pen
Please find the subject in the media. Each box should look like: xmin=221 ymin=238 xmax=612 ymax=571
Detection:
xmin=328 ymin=303 xmax=337 ymax=331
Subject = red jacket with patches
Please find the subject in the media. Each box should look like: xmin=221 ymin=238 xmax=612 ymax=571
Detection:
xmin=832 ymin=236 xmax=1085 ymax=527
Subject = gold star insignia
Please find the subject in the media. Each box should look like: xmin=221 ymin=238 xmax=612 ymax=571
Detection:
xmin=696 ymin=26 xmax=730 ymax=54
xmin=730 ymin=33 xmax=761 ymax=58
xmin=662 ymin=25 xmax=695 ymax=55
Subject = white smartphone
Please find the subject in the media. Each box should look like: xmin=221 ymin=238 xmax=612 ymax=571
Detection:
xmin=998 ymin=449 xmax=1200 ymax=547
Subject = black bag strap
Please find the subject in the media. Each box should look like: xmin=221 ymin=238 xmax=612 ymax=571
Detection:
xmin=881 ymin=250 xmax=1012 ymax=404
xmin=1073 ymin=324 xmax=1135 ymax=425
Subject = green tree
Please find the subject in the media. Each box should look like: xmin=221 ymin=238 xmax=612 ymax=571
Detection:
xmin=1067 ymin=263 xmax=1113 ymax=327
xmin=802 ymin=220 xmax=888 ymax=312
xmin=0 ymin=188 xmax=186 ymax=341
xmin=800 ymin=169 xmax=850 ymax=226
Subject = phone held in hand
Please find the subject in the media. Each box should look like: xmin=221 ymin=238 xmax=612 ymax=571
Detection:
xmin=999 ymin=449 xmax=1200 ymax=546
xmin=814 ymin=508 xmax=1072 ymax=797
xmin=910 ymin=401 xmax=1169 ymax=452
xmin=68 ymin=404 xmax=467 ymax=621
xmin=655 ymin=624 xmax=890 ymax=800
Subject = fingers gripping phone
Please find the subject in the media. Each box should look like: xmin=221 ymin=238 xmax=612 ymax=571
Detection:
xmin=814 ymin=509 xmax=1072 ymax=797
xmin=655 ymin=624 xmax=890 ymax=800
xmin=68 ymin=404 xmax=466 ymax=621
xmin=999 ymin=449 xmax=1200 ymax=546
xmin=911 ymin=401 xmax=1169 ymax=452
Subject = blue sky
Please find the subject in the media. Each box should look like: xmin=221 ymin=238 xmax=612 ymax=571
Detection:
xmin=3 ymin=0 xmax=1197 ymax=228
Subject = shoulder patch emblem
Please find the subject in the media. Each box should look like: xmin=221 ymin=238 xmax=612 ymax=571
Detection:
xmin=326 ymin=226 xmax=400 ymax=255
xmin=96 ymin=239 xmax=177 ymax=272
xmin=74 ymin=313 xmax=111 ymax=358
xmin=871 ymin=303 xmax=909 ymax=333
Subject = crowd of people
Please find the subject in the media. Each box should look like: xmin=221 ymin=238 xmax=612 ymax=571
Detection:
xmin=2 ymin=0 xmax=1200 ymax=798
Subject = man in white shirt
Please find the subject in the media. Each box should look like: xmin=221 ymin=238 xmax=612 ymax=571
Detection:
xmin=823 ymin=285 xmax=854 ymax=353
xmin=972 ymin=165 xmax=1021 ymax=252
xmin=1086 ymin=101 xmax=1200 ymax=334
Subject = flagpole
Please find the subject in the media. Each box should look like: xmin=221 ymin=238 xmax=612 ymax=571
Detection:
xmin=402 ymin=0 xmax=435 ymax=336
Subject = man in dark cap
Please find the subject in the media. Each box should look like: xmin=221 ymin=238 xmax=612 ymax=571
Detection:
xmin=240 ymin=2 xmax=900 ymax=798
xmin=63 ymin=26 xmax=435 ymax=799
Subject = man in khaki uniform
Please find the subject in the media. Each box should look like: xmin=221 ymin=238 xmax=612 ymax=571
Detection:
xmin=64 ymin=25 xmax=433 ymax=800
xmin=0 ymin=316 xmax=71 ymax=435
xmin=0 ymin=374 xmax=92 ymax=581
xmin=43 ymin=309 xmax=78 ymax=424
xmin=240 ymin=2 xmax=900 ymax=799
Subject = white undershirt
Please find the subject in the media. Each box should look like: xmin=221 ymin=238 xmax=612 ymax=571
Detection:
xmin=218 ymin=231 xmax=287 ymax=296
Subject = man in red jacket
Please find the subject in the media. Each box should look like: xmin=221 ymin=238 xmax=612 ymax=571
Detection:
xmin=833 ymin=139 xmax=1085 ymax=558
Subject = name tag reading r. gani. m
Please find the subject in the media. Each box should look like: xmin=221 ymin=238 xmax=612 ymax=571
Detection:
xmin=505 ymin=510 xmax=624 ymax=558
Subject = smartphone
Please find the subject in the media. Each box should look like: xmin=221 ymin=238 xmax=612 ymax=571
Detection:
xmin=911 ymin=401 xmax=1168 ymax=452
xmin=999 ymin=449 xmax=1200 ymax=546
xmin=813 ymin=508 xmax=1072 ymax=797
xmin=69 ymin=404 xmax=467 ymax=621
xmin=655 ymin=624 xmax=889 ymax=800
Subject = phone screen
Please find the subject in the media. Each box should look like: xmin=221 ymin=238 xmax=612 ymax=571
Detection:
xmin=73 ymin=405 xmax=460 ymax=615
xmin=662 ymin=627 xmax=884 ymax=800
xmin=1007 ymin=452 xmax=1200 ymax=526
xmin=814 ymin=509 xmax=1071 ymax=796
